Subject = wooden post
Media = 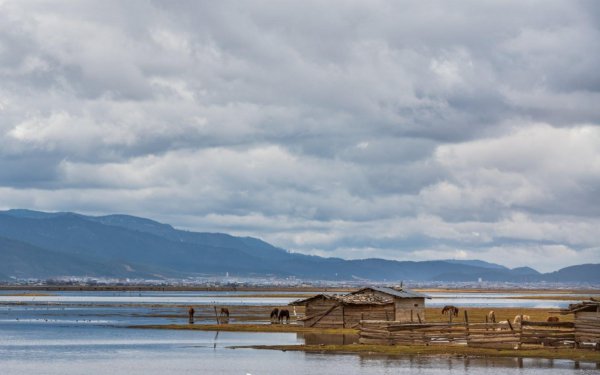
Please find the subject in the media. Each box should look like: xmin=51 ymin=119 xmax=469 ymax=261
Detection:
xmin=411 ymin=309 xmax=414 ymax=323
xmin=464 ymin=310 xmax=470 ymax=343
xmin=417 ymin=313 xmax=422 ymax=324
xmin=213 ymin=306 xmax=220 ymax=324
xmin=518 ymin=314 xmax=524 ymax=349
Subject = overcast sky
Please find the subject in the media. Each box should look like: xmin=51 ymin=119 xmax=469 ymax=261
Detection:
xmin=1 ymin=1 xmax=599 ymax=272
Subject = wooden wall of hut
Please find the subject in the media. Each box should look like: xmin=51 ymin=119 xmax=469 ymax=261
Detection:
xmin=394 ymin=298 xmax=425 ymax=322
xmin=299 ymin=298 xmax=397 ymax=328
xmin=302 ymin=299 xmax=343 ymax=328
xmin=343 ymin=304 xmax=395 ymax=328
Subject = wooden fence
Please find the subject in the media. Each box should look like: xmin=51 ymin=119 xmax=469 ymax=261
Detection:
xmin=359 ymin=314 xmax=577 ymax=349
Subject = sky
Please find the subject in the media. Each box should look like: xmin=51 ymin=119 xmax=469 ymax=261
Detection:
xmin=0 ymin=1 xmax=599 ymax=272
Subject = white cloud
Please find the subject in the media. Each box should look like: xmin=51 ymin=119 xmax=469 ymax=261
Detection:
xmin=0 ymin=1 xmax=599 ymax=272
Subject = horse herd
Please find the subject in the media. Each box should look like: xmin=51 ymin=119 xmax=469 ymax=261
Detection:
xmin=187 ymin=306 xmax=291 ymax=324
xmin=270 ymin=308 xmax=290 ymax=324
xmin=189 ymin=305 xmax=560 ymax=325
xmin=442 ymin=305 xmax=559 ymax=325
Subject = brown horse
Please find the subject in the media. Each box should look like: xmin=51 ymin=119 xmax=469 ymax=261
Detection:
xmin=547 ymin=316 xmax=559 ymax=323
xmin=441 ymin=305 xmax=459 ymax=322
xmin=220 ymin=307 xmax=230 ymax=318
xmin=441 ymin=305 xmax=459 ymax=317
xmin=270 ymin=308 xmax=280 ymax=323
xmin=188 ymin=306 xmax=195 ymax=324
xmin=278 ymin=309 xmax=290 ymax=324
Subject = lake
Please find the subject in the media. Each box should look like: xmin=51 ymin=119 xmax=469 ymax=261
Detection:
xmin=1 ymin=290 xmax=598 ymax=374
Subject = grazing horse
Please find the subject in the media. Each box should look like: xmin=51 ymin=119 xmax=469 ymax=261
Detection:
xmin=441 ymin=305 xmax=459 ymax=321
xmin=547 ymin=316 xmax=560 ymax=323
xmin=188 ymin=306 xmax=195 ymax=324
xmin=278 ymin=309 xmax=290 ymax=324
xmin=487 ymin=310 xmax=496 ymax=323
xmin=513 ymin=315 xmax=531 ymax=325
xmin=270 ymin=308 xmax=280 ymax=323
xmin=219 ymin=307 xmax=230 ymax=324
xmin=495 ymin=321 xmax=510 ymax=331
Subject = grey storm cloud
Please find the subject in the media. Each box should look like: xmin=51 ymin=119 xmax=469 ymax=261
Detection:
xmin=0 ymin=0 xmax=599 ymax=271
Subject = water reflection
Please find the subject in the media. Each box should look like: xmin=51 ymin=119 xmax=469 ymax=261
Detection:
xmin=351 ymin=354 xmax=599 ymax=371
xmin=297 ymin=332 xmax=359 ymax=345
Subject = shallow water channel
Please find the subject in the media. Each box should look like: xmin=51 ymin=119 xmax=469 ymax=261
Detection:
xmin=0 ymin=290 xmax=598 ymax=374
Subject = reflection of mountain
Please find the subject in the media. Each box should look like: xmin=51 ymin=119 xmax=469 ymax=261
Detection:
xmin=0 ymin=209 xmax=598 ymax=283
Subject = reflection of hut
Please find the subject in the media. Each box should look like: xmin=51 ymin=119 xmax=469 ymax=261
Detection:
xmin=560 ymin=299 xmax=600 ymax=348
xmin=290 ymin=286 xmax=429 ymax=328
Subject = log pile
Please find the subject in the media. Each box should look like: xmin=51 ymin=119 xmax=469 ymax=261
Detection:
xmin=574 ymin=316 xmax=600 ymax=349
xmin=558 ymin=299 xmax=600 ymax=349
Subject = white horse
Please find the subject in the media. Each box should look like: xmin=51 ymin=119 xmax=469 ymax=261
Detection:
xmin=513 ymin=315 xmax=530 ymax=325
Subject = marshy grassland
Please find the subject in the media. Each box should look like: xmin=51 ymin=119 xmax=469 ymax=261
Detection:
xmin=128 ymin=303 xmax=596 ymax=362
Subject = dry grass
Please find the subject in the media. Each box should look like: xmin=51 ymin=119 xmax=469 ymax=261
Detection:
xmin=424 ymin=307 xmax=572 ymax=323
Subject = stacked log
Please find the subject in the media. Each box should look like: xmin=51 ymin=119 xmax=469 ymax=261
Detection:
xmin=574 ymin=316 xmax=600 ymax=348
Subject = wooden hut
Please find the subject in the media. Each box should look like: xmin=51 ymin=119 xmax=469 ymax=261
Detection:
xmin=290 ymin=286 xmax=429 ymax=328
xmin=560 ymin=299 xmax=600 ymax=349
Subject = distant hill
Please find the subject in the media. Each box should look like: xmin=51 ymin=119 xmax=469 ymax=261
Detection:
xmin=442 ymin=259 xmax=508 ymax=270
xmin=541 ymin=264 xmax=600 ymax=282
xmin=0 ymin=209 xmax=598 ymax=283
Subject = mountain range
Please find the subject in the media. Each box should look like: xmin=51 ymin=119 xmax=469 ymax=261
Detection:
xmin=0 ymin=209 xmax=598 ymax=283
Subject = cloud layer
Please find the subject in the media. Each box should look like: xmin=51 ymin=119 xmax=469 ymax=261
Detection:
xmin=1 ymin=1 xmax=599 ymax=272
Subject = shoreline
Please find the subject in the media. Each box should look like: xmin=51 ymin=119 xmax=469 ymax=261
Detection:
xmin=128 ymin=323 xmax=358 ymax=334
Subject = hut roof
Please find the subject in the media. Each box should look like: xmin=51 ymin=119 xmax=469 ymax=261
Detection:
xmin=350 ymin=286 xmax=431 ymax=299
xmin=289 ymin=293 xmax=392 ymax=306
xmin=559 ymin=299 xmax=600 ymax=314
xmin=289 ymin=286 xmax=430 ymax=306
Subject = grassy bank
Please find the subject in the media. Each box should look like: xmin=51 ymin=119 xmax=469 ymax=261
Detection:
xmin=242 ymin=343 xmax=600 ymax=363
